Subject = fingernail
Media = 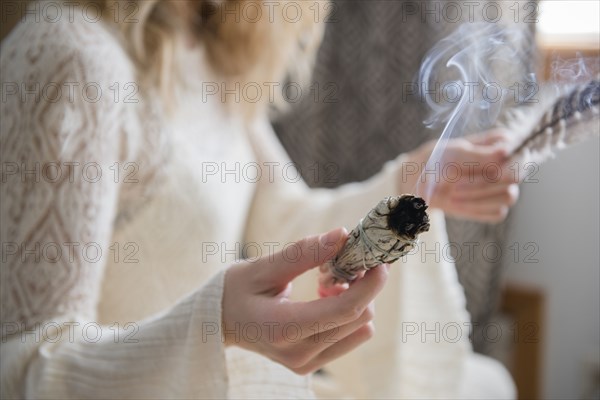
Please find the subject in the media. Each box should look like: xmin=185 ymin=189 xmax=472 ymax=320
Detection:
xmin=319 ymin=227 xmax=346 ymax=247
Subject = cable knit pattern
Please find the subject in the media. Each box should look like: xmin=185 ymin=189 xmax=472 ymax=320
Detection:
xmin=1 ymin=2 xmax=511 ymax=399
xmin=0 ymin=9 xmax=130 ymax=330
xmin=0 ymin=6 xmax=228 ymax=399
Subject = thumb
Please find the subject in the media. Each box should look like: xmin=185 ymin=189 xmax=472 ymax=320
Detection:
xmin=262 ymin=227 xmax=348 ymax=287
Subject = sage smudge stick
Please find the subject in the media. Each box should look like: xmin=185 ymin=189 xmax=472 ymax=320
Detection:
xmin=320 ymin=195 xmax=430 ymax=288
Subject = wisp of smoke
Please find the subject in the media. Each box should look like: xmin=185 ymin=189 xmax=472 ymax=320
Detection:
xmin=506 ymin=63 xmax=599 ymax=164
xmin=551 ymin=55 xmax=600 ymax=84
xmin=415 ymin=23 xmax=532 ymax=201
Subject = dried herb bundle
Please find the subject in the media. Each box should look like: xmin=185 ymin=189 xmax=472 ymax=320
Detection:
xmin=509 ymin=77 xmax=599 ymax=162
xmin=320 ymin=195 xmax=430 ymax=287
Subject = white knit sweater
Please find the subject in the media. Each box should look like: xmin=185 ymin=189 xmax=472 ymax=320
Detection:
xmin=1 ymin=3 xmax=505 ymax=399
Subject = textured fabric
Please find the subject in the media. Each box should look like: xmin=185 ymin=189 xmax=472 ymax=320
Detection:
xmin=1 ymin=2 xmax=510 ymax=399
xmin=456 ymin=353 xmax=517 ymax=399
xmin=274 ymin=0 xmax=536 ymax=354
xmin=0 ymin=9 xmax=230 ymax=399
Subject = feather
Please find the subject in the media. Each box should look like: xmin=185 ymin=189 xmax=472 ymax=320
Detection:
xmin=507 ymin=77 xmax=600 ymax=164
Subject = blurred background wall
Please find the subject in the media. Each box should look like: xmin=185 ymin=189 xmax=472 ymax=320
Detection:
xmin=504 ymin=135 xmax=600 ymax=399
xmin=502 ymin=3 xmax=600 ymax=397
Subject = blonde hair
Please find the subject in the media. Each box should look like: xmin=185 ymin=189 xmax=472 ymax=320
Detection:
xmin=96 ymin=0 xmax=326 ymax=118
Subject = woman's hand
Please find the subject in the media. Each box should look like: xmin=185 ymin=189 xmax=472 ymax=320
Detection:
xmin=405 ymin=130 xmax=520 ymax=223
xmin=222 ymin=228 xmax=389 ymax=375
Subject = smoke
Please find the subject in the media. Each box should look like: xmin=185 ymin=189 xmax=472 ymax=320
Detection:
xmin=551 ymin=54 xmax=600 ymax=83
xmin=415 ymin=23 xmax=533 ymax=201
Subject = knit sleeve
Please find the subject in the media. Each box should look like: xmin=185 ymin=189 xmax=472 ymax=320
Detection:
xmin=1 ymin=13 xmax=227 ymax=400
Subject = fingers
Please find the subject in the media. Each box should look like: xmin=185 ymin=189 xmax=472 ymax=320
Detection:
xmin=459 ymin=144 xmax=507 ymax=167
xmin=226 ymin=232 xmax=386 ymax=372
xmin=289 ymin=264 xmax=389 ymax=335
xmin=452 ymin=182 xmax=520 ymax=203
xmin=305 ymin=302 xmax=374 ymax=346
xmin=318 ymin=282 xmax=348 ymax=298
xmin=278 ymin=302 xmax=374 ymax=367
xmin=261 ymin=272 xmax=381 ymax=372
xmin=435 ymin=145 xmax=507 ymax=187
xmin=318 ymin=268 xmax=363 ymax=298
xmin=450 ymin=198 xmax=509 ymax=221
xmin=254 ymin=227 xmax=348 ymax=291
xmin=459 ymin=173 xmax=518 ymax=188
xmin=290 ymin=323 xmax=375 ymax=375
xmin=465 ymin=130 xmax=510 ymax=146
xmin=459 ymin=209 xmax=509 ymax=224
xmin=268 ymin=316 xmax=375 ymax=375
xmin=448 ymin=185 xmax=519 ymax=223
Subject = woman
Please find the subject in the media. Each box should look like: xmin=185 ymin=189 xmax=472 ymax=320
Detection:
xmin=1 ymin=1 xmax=518 ymax=398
